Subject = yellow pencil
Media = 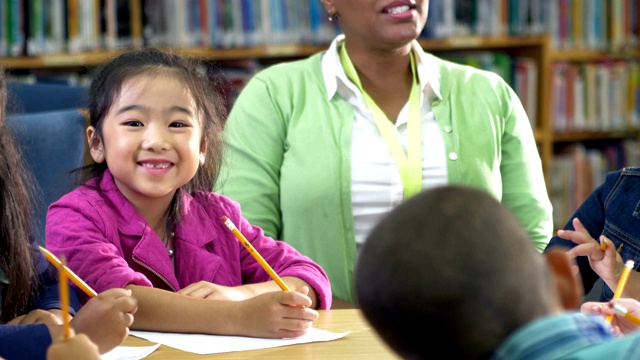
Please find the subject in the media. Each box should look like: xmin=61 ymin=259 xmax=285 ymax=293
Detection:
xmin=38 ymin=246 xmax=97 ymax=298
xmin=221 ymin=216 xmax=291 ymax=291
xmin=606 ymin=259 xmax=635 ymax=323
xmin=58 ymin=254 xmax=72 ymax=339
xmin=612 ymin=303 xmax=640 ymax=326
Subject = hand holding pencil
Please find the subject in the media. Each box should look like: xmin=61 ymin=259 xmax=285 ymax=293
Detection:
xmin=556 ymin=220 xmax=622 ymax=288
xmin=47 ymin=255 xmax=101 ymax=360
xmin=605 ymin=259 xmax=635 ymax=323
xmin=219 ymin=215 xmax=319 ymax=338
xmin=39 ymin=246 xmax=137 ymax=354
xmin=582 ymin=298 xmax=640 ymax=335
xmin=46 ymin=330 xmax=101 ymax=360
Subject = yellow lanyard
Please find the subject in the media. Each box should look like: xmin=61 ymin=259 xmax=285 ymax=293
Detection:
xmin=339 ymin=44 xmax=422 ymax=199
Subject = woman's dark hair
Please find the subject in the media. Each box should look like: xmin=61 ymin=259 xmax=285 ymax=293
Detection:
xmin=82 ymin=47 xmax=227 ymax=234
xmin=0 ymin=69 xmax=39 ymax=322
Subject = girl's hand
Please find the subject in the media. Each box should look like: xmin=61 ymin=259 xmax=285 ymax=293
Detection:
xmin=582 ymin=298 xmax=640 ymax=335
xmin=557 ymin=218 xmax=622 ymax=288
xmin=6 ymin=309 xmax=62 ymax=326
xmin=178 ymin=281 xmax=248 ymax=301
xmin=46 ymin=329 xmax=101 ymax=360
xmin=230 ymin=286 xmax=318 ymax=339
xmin=71 ymin=288 xmax=137 ymax=354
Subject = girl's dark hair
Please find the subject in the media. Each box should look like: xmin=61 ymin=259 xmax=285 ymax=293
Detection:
xmin=82 ymin=47 xmax=227 ymax=233
xmin=0 ymin=69 xmax=39 ymax=322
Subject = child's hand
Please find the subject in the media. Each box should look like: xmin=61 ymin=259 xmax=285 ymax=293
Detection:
xmin=581 ymin=298 xmax=640 ymax=335
xmin=71 ymin=288 xmax=137 ymax=354
xmin=178 ymin=281 xmax=247 ymax=301
xmin=557 ymin=218 xmax=622 ymax=287
xmin=231 ymin=286 xmax=318 ymax=338
xmin=46 ymin=328 xmax=101 ymax=360
xmin=6 ymin=309 xmax=62 ymax=326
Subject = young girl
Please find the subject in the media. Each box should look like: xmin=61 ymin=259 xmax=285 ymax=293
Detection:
xmin=0 ymin=71 xmax=137 ymax=359
xmin=45 ymin=48 xmax=332 ymax=338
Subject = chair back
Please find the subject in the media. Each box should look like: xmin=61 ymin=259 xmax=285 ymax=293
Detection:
xmin=6 ymin=109 xmax=88 ymax=245
xmin=6 ymin=82 xmax=88 ymax=115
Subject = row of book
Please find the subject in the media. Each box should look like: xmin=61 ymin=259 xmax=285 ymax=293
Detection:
xmin=551 ymin=60 xmax=640 ymax=133
xmin=423 ymin=0 xmax=640 ymax=51
xmin=0 ymin=0 xmax=342 ymax=57
xmin=550 ymin=140 xmax=640 ymax=228
xmin=5 ymin=0 xmax=640 ymax=58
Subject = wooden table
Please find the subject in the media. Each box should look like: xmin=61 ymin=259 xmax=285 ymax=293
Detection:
xmin=122 ymin=309 xmax=400 ymax=359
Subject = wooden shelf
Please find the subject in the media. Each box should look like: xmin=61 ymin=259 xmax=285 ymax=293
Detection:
xmin=0 ymin=44 xmax=332 ymax=70
xmin=419 ymin=35 xmax=547 ymax=51
xmin=552 ymin=131 xmax=640 ymax=142
xmin=550 ymin=48 xmax=640 ymax=62
xmin=0 ymin=36 xmax=551 ymax=70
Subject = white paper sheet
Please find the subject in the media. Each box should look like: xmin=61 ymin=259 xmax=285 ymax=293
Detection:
xmin=129 ymin=327 xmax=350 ymax=355
xmin=101 ymin=344 xmax=161 ymax=360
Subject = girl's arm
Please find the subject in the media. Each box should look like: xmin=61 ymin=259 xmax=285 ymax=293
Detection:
xmin=126 ymin=284 xmax=318 ymax=338
xmin=178 ymin=276 xmax=318 ymax=309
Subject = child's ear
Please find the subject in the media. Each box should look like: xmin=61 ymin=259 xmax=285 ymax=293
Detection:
xmin=199 ymin=141 xmax=207 ymax=166
xmin=87 ymin=126 xmax=105 ymax=163
xmin=544 ymin=249 xmax=583 ymax=310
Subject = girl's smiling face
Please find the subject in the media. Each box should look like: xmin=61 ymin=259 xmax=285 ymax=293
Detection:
xmin=88 ymin=72 xmax=204 ymax=208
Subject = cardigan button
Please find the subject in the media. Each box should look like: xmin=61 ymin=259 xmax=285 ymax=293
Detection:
xmin=448 ymin=152 xmax=458 ymax=161
xmin=443 ymin=126 xmax=452 ymax=133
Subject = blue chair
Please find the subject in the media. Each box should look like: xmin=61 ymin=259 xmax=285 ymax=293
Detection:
xmin=6 ymin=109 xmax=88 ymax=245
xmin=5 ymin=82 xmax=88 ymax=115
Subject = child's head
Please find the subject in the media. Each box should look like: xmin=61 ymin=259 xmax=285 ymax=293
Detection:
xmin=84 ymin=47 xmax=226 ymax=194
xmin=356 ymin=185 xmax=581 ymax=359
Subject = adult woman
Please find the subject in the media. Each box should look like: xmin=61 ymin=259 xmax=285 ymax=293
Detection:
xmin=219 ymin=0 xmax=552 ymax=306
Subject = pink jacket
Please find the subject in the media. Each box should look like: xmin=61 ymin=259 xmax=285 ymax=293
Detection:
xmin=45 ymin=170 xmax=331 ymax=309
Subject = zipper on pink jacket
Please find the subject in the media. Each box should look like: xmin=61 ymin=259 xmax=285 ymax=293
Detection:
xmin=132 ymin=256 xmax=177 ymax=292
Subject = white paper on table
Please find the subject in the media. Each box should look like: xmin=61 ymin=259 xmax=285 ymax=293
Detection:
xmin=101 ymin=343 xmax=160 ymax=360
xmin=129 ymin=327 xmax=350 ymax=355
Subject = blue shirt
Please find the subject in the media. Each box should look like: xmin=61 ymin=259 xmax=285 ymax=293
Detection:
xmin=493 ymin=312 xmax=640 ymax=359
xmin=545 ymin=167 xmax=640 ymax=300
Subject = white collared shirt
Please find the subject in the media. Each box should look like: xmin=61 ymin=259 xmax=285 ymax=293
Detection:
xmin=321 ymin=35 xmax=448 ymax=251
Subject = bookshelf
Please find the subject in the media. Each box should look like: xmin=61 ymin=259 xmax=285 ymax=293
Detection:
xmin=2 ymin=0 xmax=640 ymax=230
